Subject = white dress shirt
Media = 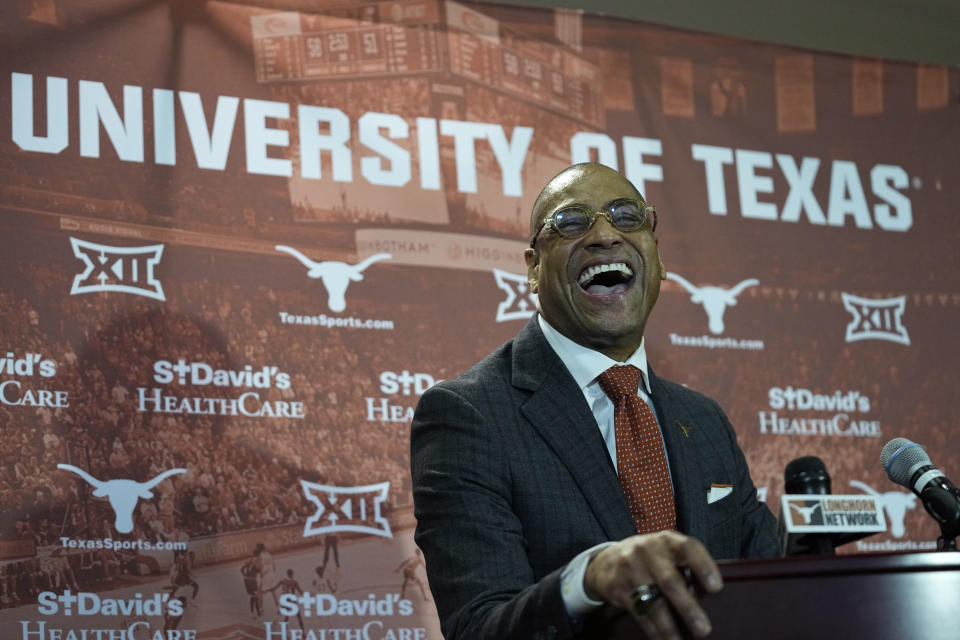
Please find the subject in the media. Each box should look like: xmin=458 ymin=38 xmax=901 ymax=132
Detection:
xmin=537 ymin=315 xmax=663 ymax=473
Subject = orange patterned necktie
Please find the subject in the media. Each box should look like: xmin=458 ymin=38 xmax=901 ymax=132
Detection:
xmin=597 ymin=365 xmax=677 ymax=534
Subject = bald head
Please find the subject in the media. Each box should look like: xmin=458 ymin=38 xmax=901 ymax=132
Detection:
xmin=529 ymin=163 xmax=644 ymax=238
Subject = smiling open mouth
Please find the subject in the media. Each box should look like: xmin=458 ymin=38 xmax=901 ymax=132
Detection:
xmin=577 ymin=262 xmax=635 ymax=295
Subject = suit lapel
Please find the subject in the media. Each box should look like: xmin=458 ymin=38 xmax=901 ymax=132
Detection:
xmin=649 ymin=369 xmax=708 ymax=540
xmin=512 ymin=317 xmax=636 ymax=541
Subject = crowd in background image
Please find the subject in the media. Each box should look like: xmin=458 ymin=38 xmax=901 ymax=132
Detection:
xmin=0 ymin=235 xmax=506 ymax=606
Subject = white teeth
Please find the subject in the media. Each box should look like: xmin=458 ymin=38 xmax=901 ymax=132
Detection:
xmin=577 ymin=262 xmax=634 ymax=285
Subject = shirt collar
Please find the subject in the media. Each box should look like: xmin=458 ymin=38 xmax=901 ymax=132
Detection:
xmin=537 ymin=315 xmax=652 ymax=394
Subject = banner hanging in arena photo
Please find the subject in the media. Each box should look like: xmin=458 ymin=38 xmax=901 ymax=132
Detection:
xmin=1 ymin=1 xmax=958 ymax=639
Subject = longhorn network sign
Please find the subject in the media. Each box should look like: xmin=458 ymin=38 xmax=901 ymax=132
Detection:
xmin=666 ymin=272 xmax=758 ymax=334
xmin=276 ymin=245 xmax=391 ymax=312
xmin=57 ymin=464 xmax=186 ymax=533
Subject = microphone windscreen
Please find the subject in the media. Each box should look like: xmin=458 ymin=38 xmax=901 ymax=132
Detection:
xmin=881 ymin=438 xmax=932 ymax=486
xmin=784 ymin=456 xmax=831 ymax=495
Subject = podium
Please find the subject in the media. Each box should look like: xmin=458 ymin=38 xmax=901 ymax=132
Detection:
xmin=611 ymin=552 xmax=960 ymax=640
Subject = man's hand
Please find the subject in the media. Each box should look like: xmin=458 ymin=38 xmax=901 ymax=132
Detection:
xmin=583 ymin=531 xmax=722 ymax=640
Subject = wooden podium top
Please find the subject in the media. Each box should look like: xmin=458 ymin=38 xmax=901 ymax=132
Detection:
xmin=609 ymin=551 xmax=960 ymax=640
xmin=718 ymin=549 xmax=960 ymax=580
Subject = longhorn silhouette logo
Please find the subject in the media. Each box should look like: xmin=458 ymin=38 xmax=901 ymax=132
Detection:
xmin=788 ymin=500 xmax=824 ymax=525
xmin=276 ymin=245 xmax=391 ymax=313
xmin=850 ymin=480 xmax=916 ymax=538
xmin=58 ymin=464 xmax=186 ymax=534
xmin=666 ymin=272 xmax=759 ymax=334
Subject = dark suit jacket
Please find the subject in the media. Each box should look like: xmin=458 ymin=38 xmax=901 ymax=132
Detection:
xmin=411 ymin=316 xmax=778 ymax=640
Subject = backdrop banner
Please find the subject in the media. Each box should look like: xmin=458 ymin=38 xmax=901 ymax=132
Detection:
xmin=1 ymin=1 xmax=958 ymax=639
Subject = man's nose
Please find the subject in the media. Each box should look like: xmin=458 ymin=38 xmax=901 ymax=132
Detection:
xmin=583 ymin=215 xmax=621 ymax=247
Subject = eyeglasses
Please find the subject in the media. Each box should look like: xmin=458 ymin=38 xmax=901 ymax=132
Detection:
xmin=529 ymin=199 xmax=657 ymax=248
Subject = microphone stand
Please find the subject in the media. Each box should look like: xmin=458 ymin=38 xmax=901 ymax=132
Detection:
xmin=937 ymin=533 xmax=957 ymax=551
xmin=925 ymin=485 xmax=960 ymax=551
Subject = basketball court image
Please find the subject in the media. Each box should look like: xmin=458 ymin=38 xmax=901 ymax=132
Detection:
xmin=1 ymin=528 xmax=440 ymax=640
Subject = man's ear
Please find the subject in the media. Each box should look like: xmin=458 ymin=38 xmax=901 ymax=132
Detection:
xmin=524 ymin=248 xmax=539 ymax=293
xmin=654 ymin=239 xmax=666 ymax=280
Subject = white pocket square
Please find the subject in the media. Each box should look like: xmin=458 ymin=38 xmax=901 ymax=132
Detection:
xmin=707 ymin=484 xmax=733 ymax=504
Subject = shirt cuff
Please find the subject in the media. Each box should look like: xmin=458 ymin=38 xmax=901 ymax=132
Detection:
xmin=560 ymin=541 xmax=614 ymax=618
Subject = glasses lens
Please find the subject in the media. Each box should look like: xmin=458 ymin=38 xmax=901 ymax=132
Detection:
xmin=610 ymin=201 xmax=646 ymax=231
xmin=553 ymin=208 xmax=591 ymax=237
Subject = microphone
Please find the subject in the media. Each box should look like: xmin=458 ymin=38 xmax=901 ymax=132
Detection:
xmin=881 ymin=438 xmax=960 ymax=548
xmin=785 ymin=456 xmax=832 ymax=495
xmin=780 ymin=457 xmax=835 ymax=555
xmin=778 ymin=456 xmax=886 ymax=556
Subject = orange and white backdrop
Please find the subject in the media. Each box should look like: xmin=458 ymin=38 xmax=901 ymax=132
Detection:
xmin=1 ymin=1 xmax=958 ymax=638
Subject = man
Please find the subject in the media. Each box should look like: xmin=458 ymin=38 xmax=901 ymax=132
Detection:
xmin=410 ymin=163 xmax=778 ymax=640
xmin=240 ymin=556 xmax=262 ymax=620
xmin=394 ymin=548 xmax=430 ymax=602
xmin=265 ymin=569 xmax=305 ymax=630
xmin=165 ymin=550 xmax=200 ymax=600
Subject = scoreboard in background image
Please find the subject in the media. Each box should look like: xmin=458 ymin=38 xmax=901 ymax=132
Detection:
xmin=251 ymin=0 xmax=604 ymax=128
xmin=252 ymin=4 xmax=446 ymax=80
